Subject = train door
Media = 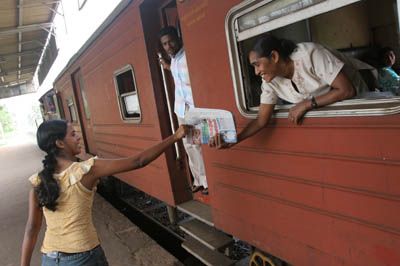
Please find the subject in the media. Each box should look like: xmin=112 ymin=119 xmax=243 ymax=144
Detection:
xmin=139 ymin=0 xmax=195 ymax=205
xmin=140 ymin=0 xmax=211 ymax=204
xmin=71 ymin=69 xmax=96 ymax=155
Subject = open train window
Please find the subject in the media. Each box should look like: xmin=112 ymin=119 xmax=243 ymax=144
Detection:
xmin=67 ymin=97 xmax=77 ymax=122
xmin=113 ymin=65 xmax=141 ymax=122
xmin=54 ymin=93 xmax=65 ymax=119
xmin=45 ymin=93 xmax=56 ymax=113
xmin=226 ymin=0 xmax=400 ymax=118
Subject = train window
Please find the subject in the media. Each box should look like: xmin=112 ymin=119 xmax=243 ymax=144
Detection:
xmin=67 ymin=98 xmax=77 ymax=122
xmin=237 ymin=0 xmax=325 ymax=33
xmin=78 ymin=75 xmax=91 ymax=119
xmin=226 ymin=0 xmax=400 ymax=118
xmin=113 ymin=65 xmax=141 ymax=122
xmin=45 ymin=94 xmax=57 ymax=114
xmin=54 ymin=93 xmax=65 ymax=119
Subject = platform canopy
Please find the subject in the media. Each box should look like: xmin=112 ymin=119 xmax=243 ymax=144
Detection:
xmin=0 ymin=0 xmax=60 ymax=99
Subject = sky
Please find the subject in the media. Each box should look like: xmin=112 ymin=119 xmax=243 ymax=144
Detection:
xmin=37 ymin=0 xmax=123 ymax=97
xmin=0 ymin=0 xmax=123 ymax=136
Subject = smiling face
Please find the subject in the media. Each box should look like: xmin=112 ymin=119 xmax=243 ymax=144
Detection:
xmin=160 ymin=34 xmax=181 ymax=57
xmin=60 ymin=123 xmax=81 ymax=156
xmin=249 ymin=50 xmax=280 ymax=83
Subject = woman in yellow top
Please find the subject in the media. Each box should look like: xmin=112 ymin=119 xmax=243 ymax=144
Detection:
xmin=20 ymin=119 xmax=189 ymax=266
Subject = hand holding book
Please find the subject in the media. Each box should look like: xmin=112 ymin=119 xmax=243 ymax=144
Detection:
xmin=184 ymin=108 xmax=237 ymax=145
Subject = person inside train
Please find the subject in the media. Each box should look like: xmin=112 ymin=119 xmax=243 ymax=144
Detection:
xmin=20 ymin=119 xmax=190 ymax=266
xmin=209 ymin=34 xmax=369 ymax=148
xmin=158 ymin=26 xmax=209 ymax=195
xmin=377 ymin=47 xmax=400 ymax=94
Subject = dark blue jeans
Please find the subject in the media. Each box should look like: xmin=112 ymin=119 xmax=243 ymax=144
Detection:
xmin=41 ymin=245 xmax=109 ymax=266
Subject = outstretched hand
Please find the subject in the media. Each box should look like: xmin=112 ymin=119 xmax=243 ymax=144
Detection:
xmin=208 ymin=133 xmax=234 ymax=149
xmin=174 ymin=125 xmax=192 ymax=140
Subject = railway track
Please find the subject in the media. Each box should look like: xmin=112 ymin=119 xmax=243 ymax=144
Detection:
xmin=97 ymin=177 xmax=250 ymax=265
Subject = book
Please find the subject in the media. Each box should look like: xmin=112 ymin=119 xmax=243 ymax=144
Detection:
xmin=184 ymin=108 xmax=237 ymax=145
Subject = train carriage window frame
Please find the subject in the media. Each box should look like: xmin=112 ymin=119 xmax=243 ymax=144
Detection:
xmin=78 ymin=75 xmax=91 ymax=120
xmin=67 ymin=97 xmax=78 ymax=123
xmin=45 ymin=93 xmax=57 ymax=114
xmin=54 ymin=93 xmax=65 ymax=119
xmin=113 ymin=65 xmax=142 ymax=122
xmin=225 ymin=0 xmax=400 ymax=119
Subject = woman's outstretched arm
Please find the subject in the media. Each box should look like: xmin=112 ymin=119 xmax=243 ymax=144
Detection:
xmin=209 ymin=103 xmax=275 ymax=149
xmin=81 ymin=125 xmax=190 ymax=189
xmin=21 ymin=188 xmax=43 ymax=266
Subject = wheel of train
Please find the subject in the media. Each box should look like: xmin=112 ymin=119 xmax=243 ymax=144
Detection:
xmin=250 ymin=250 xmax=280 ymax=266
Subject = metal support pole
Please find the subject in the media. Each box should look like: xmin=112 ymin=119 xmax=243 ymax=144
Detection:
xmin=158 ymin=52 xmax=180 ymax=160
xmin=166 ymin=205 xmax=178 ymax=225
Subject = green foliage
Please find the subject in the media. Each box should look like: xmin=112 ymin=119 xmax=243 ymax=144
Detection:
xmin=0 ymin=105 xmax=15 ymax=133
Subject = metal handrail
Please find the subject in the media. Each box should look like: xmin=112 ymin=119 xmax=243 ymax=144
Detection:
xmin=158 ymin=53 xmax=180 ymax=160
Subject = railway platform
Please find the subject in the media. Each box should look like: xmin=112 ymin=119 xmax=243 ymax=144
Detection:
xmin=0 ymin=133 xmax=182 ymax=266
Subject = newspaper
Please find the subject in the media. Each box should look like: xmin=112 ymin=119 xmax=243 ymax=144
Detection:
xmin=184 ymin=108 xmax=237 ymax=145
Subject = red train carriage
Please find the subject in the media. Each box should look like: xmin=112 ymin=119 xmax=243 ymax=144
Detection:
xmin=47 ymin=0 xmax=400 ymax=265
xmin=53 ymin=0 xmax=191 ymax=209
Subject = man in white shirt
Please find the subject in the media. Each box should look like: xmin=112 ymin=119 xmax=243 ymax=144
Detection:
xmin=159 ymin=26 xmax=208 ymax=195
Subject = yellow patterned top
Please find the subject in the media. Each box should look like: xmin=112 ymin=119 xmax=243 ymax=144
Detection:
xmin=29 ymin=157 xmax=100 ymax=253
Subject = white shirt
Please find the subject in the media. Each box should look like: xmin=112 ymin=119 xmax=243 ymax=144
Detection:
xmin=260 ymin=43 xmax=368 ymax=104
xmin=170 ymin=48 xmax=194 ymax=118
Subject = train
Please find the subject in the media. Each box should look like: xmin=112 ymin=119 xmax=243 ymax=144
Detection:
xmin=39 ymin=0 xmax=400 ymax=265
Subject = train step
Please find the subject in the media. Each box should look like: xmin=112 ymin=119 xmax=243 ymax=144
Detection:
xmin=182 ymin=236 xmax=236 ymax=266
xmin=177 ymin=200 xmax=213 ymax=226
xmin=179 ymin=219 xmax=233 ymax=251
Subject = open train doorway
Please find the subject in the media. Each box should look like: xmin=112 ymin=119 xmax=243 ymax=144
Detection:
xmin=141 ymin=0 xmax=209 ymax=203
xmin=71 ymin=69 xmax=97 ymax=155
xmin=139 ymin=0 xmax=198 ymax=205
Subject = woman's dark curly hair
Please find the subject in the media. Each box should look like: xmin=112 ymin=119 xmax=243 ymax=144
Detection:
xmin=35 ymin=119 xmax=68 ymax=211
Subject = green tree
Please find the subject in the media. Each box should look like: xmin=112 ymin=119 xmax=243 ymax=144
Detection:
xmin=0 ymin=104 xmax=15 ymax=133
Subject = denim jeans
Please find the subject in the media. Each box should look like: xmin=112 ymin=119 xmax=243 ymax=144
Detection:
xmin=41 ymin=245 xmax=109 ymax=266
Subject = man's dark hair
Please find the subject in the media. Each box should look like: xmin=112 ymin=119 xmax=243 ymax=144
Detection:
xmin=159 ymin=26 xmax=179 ymax=40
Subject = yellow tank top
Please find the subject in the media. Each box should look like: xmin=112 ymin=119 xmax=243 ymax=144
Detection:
xmin=29 ymin=157 xmax=100 ymax=253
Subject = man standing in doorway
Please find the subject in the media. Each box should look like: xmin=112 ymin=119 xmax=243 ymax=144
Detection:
xmin=159 ymin=26 xmax=208 ymax=195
